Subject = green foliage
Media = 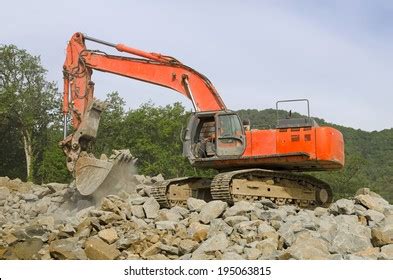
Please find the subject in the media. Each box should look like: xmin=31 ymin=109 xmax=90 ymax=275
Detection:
xmin=0 ymin=117 xmax=26 ymax=178
xmin=94 ymin=91 xmax=126 ymax=155
xmin=0 ymin=44 xmax=60 ymax=181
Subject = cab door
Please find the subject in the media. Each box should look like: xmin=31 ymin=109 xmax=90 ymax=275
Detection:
xmin=215 ymin=113 xmax=246 ymax=157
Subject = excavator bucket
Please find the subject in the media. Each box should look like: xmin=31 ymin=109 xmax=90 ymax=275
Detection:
xmin=75 ymin=150 xmax=137 ymax=196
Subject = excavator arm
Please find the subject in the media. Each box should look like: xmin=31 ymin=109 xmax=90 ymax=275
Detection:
xmin=61 ymin=32 xmax=226 ymax=195
xmin=63 ymin=32 xmax=226 ymax=127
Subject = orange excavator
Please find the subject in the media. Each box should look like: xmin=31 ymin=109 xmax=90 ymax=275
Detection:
xmin=61 ymin=32 xmax=344 ymax=208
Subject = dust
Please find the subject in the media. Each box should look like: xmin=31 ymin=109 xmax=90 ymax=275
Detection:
xmin=55 ymin=159 xmax=139 ymax=222
xmin=91 ymin=159 xmax=139 ymax=204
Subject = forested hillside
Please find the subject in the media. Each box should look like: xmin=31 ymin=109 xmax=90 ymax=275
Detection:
xmin=1 ymin=45 xmax=392 ymax=202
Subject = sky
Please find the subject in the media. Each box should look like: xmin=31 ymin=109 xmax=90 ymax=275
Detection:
xmin=1 ymin=0 xmax=392 ymax=131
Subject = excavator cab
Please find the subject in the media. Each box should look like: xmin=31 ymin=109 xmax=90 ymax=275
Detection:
xmin=183 ymin=111 xmax=246 ymax=162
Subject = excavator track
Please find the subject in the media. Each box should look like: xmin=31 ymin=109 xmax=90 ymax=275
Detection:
xmin=211 ymin=169 xmax=332 ymax=208
xmin=151 ymin=177 xmax=212 ymax=208
xmin=152 ymin=169 xmax=332 ymax=208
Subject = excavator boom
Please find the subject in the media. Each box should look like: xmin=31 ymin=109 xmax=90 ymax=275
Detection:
xmin=61 ymin=32 xmax=226 ymax=195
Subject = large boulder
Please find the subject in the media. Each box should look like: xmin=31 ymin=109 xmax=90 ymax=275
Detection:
xmin=371 ymin=224 xmax=393 ymax=247
xmin=329 ymin=199 xmax=355 ymax=215
xmin=199 ymin=201 xmax=227 ymax=224
xmin=379 ymin=244 xmax=393 ymax=260
xmin=98 ymin=228 xmax=118 ymax=244
xmin=330 ymin=215 xmax=372 ymax=254
xmin=280 ymin=231 xmax=331 ymax=260
xmin=49 ymin=238 xmax=86 ymax=260
xmin=187 ymin=198 xmax=206 ymax=212
xmin=223 ymin=201 xmax=255 ymax=218
xmin=84 ymin=237 xmax=120 ymax=260
xmin=192 ymin=233 xmax=229 ymax=259
xmin=142 ymin=198 xmax=160 ymax=219
xmin=355 ymin=194 xmax=389 ymax=213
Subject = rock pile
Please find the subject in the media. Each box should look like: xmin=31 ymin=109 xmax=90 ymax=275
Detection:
xmin=1 ymin=176 xmax=393 ymax=260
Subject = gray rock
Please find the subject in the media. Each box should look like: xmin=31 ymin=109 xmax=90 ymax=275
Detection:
xmin=0 ymin=187 xmax=11 ymax=200
xmin=330 ymin=215 xmax=372 ymax=254
xmin=278 ymin=220 xmax=304 ymax=247
xmin=98 ymin=228 xmax=118 ymax=244
xmin=179 ymin=239 xmax=198 ymax=254
xmin=335 ymin=214 xmax=358 ymax=224
xmin=222 ymin=252 xmax=244 ymax=260
xmin=330 ymin=199 xmax=355 ymax=215
xmin=352 ymin=247 xmax=380 ymax=260
xmin=256 ymin=238 xmax=278 ymax=259
xmin=234 ymin=220 xmax=261 ymax=235
xmin=20 ymin=193 xmax=38 ymax=202
xmin=383 ymin=205 xmax=393 ymax=216
xmin=84 ymin=236 xmax=120 ymax=260
xmin=23 ymin=225 xmax=47 ymax=239
xmin=187 ymin=222 xmax=209 ymax=240
xmin=318 ymin=215 xmax=338 ymax=243
xmin=257 ymin=198 xmax=278 ymax=209
xmin=12 ymin=238 xmax=43 ymax=260
xmin=224 ymin=215 xmax=249 ymax=226
xmin=379 ymin=244 xmax=393 ymax=260
xmin=199 ymin=200 xmax=227 ymax=224
xmin=178 ymin=253 xmax=192 ymax=260
xmin=371 ymin=224 xmax=393 ymax=246
xmin=296 ymin=210 xmax=318 ymax=230
xmin=143 ymin=198 xmax=160 ymax=219
xmin=116 ymin=236 xmax=134 ymax=250
xmin=32 ymin=197 xmax=51 ymax=214
xmin=278 ymin=211 xmax=318 ymax=246
xmin=355 ymin=194 xmax=389 ymax=213
xmin=49 ymin=238 xmax=86 ymax=260
xmin=170 ymin=206 xmax=189 ymax=217
xmin=134 ymin=175 xmax=150 ymax=184
xmin=97 ymin=211 xmax=123 ymax=224
xmin=226 ymin=244 xmax=244 ymax=254
xmin=257 ymin=222 xmax=278 ymax=241
xmin=157 ymin=209 xmax=182 ymax=222
xmin=365 ymin=209 xmax=385 ymax=224
xmin=353 ymin=204 xmax=368 ymax=216
xmin=314 ymin=207 xmax=328 ymax=217
xmin=208 ymin=219 xmax=233 ymax=237
xmin=130 ymin=205 xmax=145 ymax=219
xmin=3 ymin=233 xmax=19 ymax=245
xmin=35 ymin=215 xmax=55 ymax=231
xmin=139 ymin=185 xmax=153 ymax=197
xmin=280 ymin=231 xmax=331 ymax=260
xmin=156 ymin=221 xmax=177 ymax=231
xmin=128 ymin=196 xmax=148 ymax=205
xmin=151 ymin=174 xmax=165 ymax=183
xmin=130 ymin=216 xmax=148 ymax=228
xmin=258 ymin=208 xmax=287 ymax=221
xmin=187 ymin=197 xmax=206 ymax=212
xmin=223 ymin=201 xmax=255 ymax=217
xmin=244 ymin=247 xmax=261 ymax=260
xmin=192 ymin=232 xmax=228 ymax=258
xmin=158 ymin=244 xmax=178 ymax=255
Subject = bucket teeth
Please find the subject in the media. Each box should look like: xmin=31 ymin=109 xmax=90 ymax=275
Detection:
xmin=110 ymin=149 xmax=136 ymax=162
xmin=75 ymin=149 xmax=137 ymax=196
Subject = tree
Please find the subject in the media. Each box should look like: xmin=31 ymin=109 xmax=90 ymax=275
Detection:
xmin=0 ymin=45 xmax=59 ymax=181
xmin=94 ymin=91 xmax=126 ymax=156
